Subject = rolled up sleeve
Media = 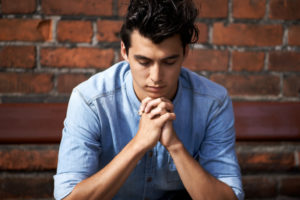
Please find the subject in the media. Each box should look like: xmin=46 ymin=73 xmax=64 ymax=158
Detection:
xmin=198 ymin=93 xmax=244 ymax=200
xmin=54 ymin=89 xmax=102 ymax=200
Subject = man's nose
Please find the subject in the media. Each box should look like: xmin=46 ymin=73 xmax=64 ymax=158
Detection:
xmin=150 ymin=64 xmax=162 ymax=83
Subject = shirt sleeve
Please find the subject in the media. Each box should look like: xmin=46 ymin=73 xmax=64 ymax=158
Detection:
xmin=54 ymin=89 xmax=102 ymax=200
xmin=198 ymin=93 xmax=244 ymax=200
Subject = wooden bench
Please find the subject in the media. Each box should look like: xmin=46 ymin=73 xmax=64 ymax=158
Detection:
xmin=1 ymin=102 xmax=300 ymax=199
xmin=0 ymin=102 xmax=299 ymax=143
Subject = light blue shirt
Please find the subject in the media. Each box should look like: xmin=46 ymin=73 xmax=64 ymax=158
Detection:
xmin=54 ymin=61 xmax=244 ymax=200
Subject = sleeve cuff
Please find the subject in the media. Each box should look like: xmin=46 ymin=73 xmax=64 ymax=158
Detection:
xmin=218 ymin=176 xmax=245 ymax=200
xmin=53 ymin=173 xmax=88 ymax=200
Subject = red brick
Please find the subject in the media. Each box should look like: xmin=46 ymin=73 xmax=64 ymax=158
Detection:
xmin=42 ymin=0 xmax=113 ymax=16
xmin=97 ymin=20 xmax=123 ymax=42
xmin=194 ymin=0 xmax=228 ymax=18
xmin=213 ymin=23 xmax=283 ymax=46
xmin=288 ymin=25 xmax=300 ymax=46
xmin=0 ymin=73 xmax=53 ymax=94
xmin=57 ymin=20 xmax=92 ymax=43
xmin=0 ymin=46 xmax=35 ymax=68
xmin=2 ymin=0 xmax=36 ymax=14
xmin=298 ymin=151 xmax=300 ymax=169
xmin=232 ymin=51 xmax=264 ymax=72
xmin=243 ymin=176 xmax=277 ymax=198
xmin=196 ymin=23 xmax=208 ymax=43
xmin=269 ymin=51 xmax=300 ymax=72
xmin=237 ymin=152 xmax=295 ymax=172
xmin=0 ymin=19 xmax=51 ymax=41
xmin=270 ymin=0 xmax=300 ymax=20
xmin=283 ymin=74 xmax=300 ymax=97
xmin=280 ymin=176 xmax=300 ymax=197
xmin=0 ymin=174 xmax=53 ymax=198
xmin=0 ymin=148 xmax=57 ymax=170
xmin=233 ymin=0 xmax=266 ymax=19
xmin=40 ymin=47 xmax=114 ymax=68
xmin=183 ymin=49 xmax=229 ymax=71
xmin=210 ymin=74 xmax=280 ymax=96
xmin=118 ymin=0 xmax=225 ymax=19
xmin=118 ymin=0 xmax=130 ymax=16
xmin=57 ymin=74 xmax=90 ymax=93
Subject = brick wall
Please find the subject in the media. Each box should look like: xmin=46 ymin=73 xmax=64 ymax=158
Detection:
xmin=0 ymin=0 xmax=299 ymax=199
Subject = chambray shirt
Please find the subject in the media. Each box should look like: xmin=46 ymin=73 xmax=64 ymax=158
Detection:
xmin=54 ymin=61 xmax=244 ymax=200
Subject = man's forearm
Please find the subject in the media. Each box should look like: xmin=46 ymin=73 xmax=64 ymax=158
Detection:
xmin=168 ymin=142 xmax=238 ymax=200
xmin=64 ymin=137 xmax=147 ymax=200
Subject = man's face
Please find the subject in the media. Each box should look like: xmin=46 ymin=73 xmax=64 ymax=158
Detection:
xmin=121 ymin=30 xmax=187 ymax=101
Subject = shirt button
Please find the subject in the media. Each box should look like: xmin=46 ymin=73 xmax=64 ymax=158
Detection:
xmin=146 ymin=177 xmax=152 ymax=182
xmin=149 ymin=151 xmax=153 ymax=157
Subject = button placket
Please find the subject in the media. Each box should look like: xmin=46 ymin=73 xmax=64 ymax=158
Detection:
xmin=142 ymin=147 xmax=155 ymax=199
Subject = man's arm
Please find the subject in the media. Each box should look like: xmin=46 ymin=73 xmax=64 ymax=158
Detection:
xmin=140 ymin=97 xmax=239 ymax=200
xmin=167 ymin=139 xmax=238 ymax=200
xmin=63 ymin=100 xmax=176 ymax=200
xmin=64 ymin=135 xmax=145 ymax=200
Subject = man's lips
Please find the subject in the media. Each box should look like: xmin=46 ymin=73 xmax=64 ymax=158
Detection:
xmin=146 ymin=85 xmax=165 ymax=92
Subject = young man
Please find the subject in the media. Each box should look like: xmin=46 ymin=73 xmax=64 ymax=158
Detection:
xmin=54 ymin=0 xmax=244 ymax=199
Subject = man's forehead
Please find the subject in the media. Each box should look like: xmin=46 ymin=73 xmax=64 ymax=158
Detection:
xmin=128 ymin=31 xmax=184 ymax=57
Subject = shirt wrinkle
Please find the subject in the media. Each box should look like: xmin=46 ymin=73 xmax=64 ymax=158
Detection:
xmin=54 ymin=61 xmax=244 ymax=200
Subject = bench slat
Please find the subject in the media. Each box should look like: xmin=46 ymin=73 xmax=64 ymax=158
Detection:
xmin=0 ymin=102 xmax=299 ymax=143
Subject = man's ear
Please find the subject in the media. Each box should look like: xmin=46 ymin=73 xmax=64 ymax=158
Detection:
xmin=121 ymin=41 xmax=129 ymax=61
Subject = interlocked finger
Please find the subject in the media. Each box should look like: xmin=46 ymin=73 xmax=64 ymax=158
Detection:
xmin=143 ymin=97 xmax=173 ymax=114
xmin=139 ymin=97 xmax=153 ymax=115
xmin=148 ymin=106 xmax=167 ymax=119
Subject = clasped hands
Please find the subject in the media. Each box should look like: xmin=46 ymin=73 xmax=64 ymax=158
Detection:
xmin=136 ymin=97 xmax=180 ymax=151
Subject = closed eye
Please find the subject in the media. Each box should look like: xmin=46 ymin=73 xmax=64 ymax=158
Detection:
xmin=163 ymin=60 xmax=177 ymax=65
xmin=134 ymin=55 xmax=152 ymax=66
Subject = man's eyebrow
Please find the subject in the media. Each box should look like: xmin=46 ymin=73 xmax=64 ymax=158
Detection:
xmin=134 ymin=54 xmax=180 ymax=60
xmin=162 ymin=54 xmax=180 ymax=60
xmin=134 ymin=55 xmax=151 ymax=60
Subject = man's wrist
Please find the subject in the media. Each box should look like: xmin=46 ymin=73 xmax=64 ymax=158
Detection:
xmin=166 ymin=139 xmax=184 ymax=155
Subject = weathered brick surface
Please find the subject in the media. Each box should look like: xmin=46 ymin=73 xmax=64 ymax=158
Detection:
xmin=211 ymin=74 xmax=280 ymax=96
xmin=242 ymin=176 xmax=277 ymax=198
xmin=118 ymin=0 xmax=130 ymax=16
xmin=57 ymin=20 xmax=93 ymax=43
xmin=42 ymin=0 xmax=113 ymax=16
xmin=279 ymin=176 xmax=300 ymax=197
xmin=269 ymin=51 xmax=300 ymax=72
xmin=0 ymin=73 xmax=53 ymax=94
xmin=298 ymin=151 xmax=300 ymax=170
xmin=232 ymin=51 xmax=264 ymax=72
xmin=0 ymin=46 xmax=35 ymax=68
xmin=118 ymin=0 xmax=229 ymax=18
xmin=40 ymin=47 xmax=114 ymax=68
xmin=0 ymin=0 xmax=298 ymax=103
xmin=213 ymin=23 xmax=283 ymax=46
xmin=0 ymin=147 xmax=58 ymax=171
xmin=270 ymin=0 xmax=300 ymax=20
xmin=0 ymin=173 xmax=54 ymax=199
xmin=0 ymin=19 xmax=51 ymax=41
xmin=194 ymin=0 xmax=228 ymax=18
xmin=97 ymin=20 xmax=123 ymax=42
xmin=57 ymin=74 xmax=90 ymax=93
xmin=196 ymin=23 xmax=208 ymax=43
xmin=183 ymin=49 xmax=229 ymax=71
xmin=237 ymin=152 xmax=295 ymax=172
xmin=233 ymin=0 xmax=266 ymax=19
xmin=283 ymin=74 xmax=300 ymax=97
xmin=288 ymin=25 xmax=300 ymax=46
xmin=1 ymin=0 xmax=36 ymax=14
xmin=0 ymin=1 xmax=300 ymax=199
